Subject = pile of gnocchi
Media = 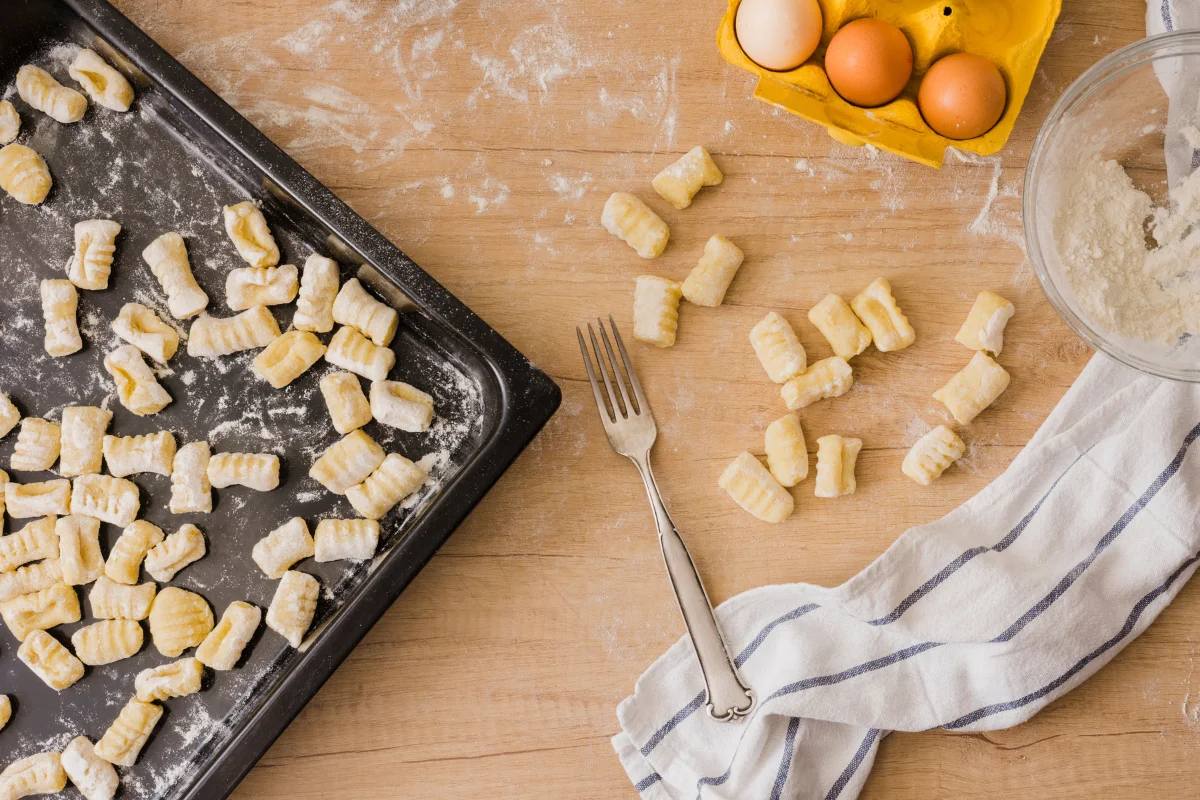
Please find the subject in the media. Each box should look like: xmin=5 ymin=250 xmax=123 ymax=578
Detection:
xmin=601 ymin=146 xmax=1015 ymax=524
xmin=0 ymin=49 xmax=437 ymax=800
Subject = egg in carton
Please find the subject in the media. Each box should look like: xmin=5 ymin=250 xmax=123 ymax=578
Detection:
xmin=717 ymin=0 xmax=1062 ymax=167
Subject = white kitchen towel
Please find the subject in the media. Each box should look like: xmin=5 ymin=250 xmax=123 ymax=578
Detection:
xmin=612 ymin=352 xmax=1200 ymax=798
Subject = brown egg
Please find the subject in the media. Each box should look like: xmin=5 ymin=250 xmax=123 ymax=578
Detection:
xmin=824 ymin=18 xmax=913 ymax=108
xmin=918 ymin=53 xmax=1007 ymax=139
xmin=735 ymin=0 xmax=824 ymax=72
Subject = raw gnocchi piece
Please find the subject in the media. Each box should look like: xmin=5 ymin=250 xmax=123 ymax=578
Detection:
xmin=955 ymin=291 xmax=1014 ymax=356
xmin=187 ymin=306 xmax=280 ymax=358
xmin=814 ymin=435 xmax=862 ymax=498
xmin=632 ymin=275 xmax=683 ymax=348
xmin=324 ymin=325 xmax=395 ymax=381
xmin=6 ymin=481 xmax=70 ymax=517
xmin=0 ymin=143 xmax=51 ymax=205
xmin=681 ymin=235 xmax=744 ymax=307
xmin=319 ymin=372 xmax=372 ymax=434
xmin=61 ymin=736 xmax=120 ymax=800
xmin=94 ymin=698 xmax=162 ymax=767
xmin=294 ymin=253 xmax=339 ymax=333
xmin=141 ymin=232 xmax=208 ymax=319
xmin=0 ymin=559 xmax=62 ymax=603
xmin=717 ymin=452 xmax=794 ymax=523
xmin=56 ymin=515 xmax=105 ymax=585
xmin=134 ymin=657 xmax=203 ymax=702
xmin=112 ymin=302 xmax=178 ymax=362
xmin=59 ymin=406 xmax=111 ymax=476
xmin=0 ymin=752 xmax=67 ymax=798
xmin=344 ymin=454 xmax=425 ymax=521
xmin=144 ymin=523 xmax=205 ymax=582
xmin=11 ymin=418 xmax=61 ymax=472
xmin=332 ymin=278 xmax=398 ymax=347
xmin=807 ymin=293 xmax=872 ymax=360
xmin=196 ymin=601 xmax=260 ymax=670
xmin=18 ymin=630 xmax=84 ymax=690
xmin=0 ymin=469 xmax=6 ymax=519
xmin=0 ymin=101 xmax=19 ymax=144
xmin=0 ymin=395 xmax=19 ymax=439
xmin=207 ymin=452 xmax=280 ymax=491
xmin=252 ymin=517 xmax=315 ymax=579
xmin=0 ymin=516 xmax=58 ymax=572
xmin=370 ymin=380 xmax=433 ymax=432
xmin=781 ymin=356 xmax=853 ymax=410
xmin=71 ymin=474 xmax=140 ymax=527
xmin=266 ymin=570 xmax=319 ymax=648
xmin=71 ymin=619 xmax=143 ymax=666
xmin=252 ymin=330 xmax=326 ymax=388
xmin=0 ymin=696 xmax=8 ymax=730
xmin=67 ymin=219 xmax=122 ymax=291
xmin=68 ymin=49 xmax=134 ymax=112
xmin=602 ymin=192 xmax=669 ymax=258
xmin=309 ymin=429 xmax=385 ymax=495
xmin=104 ymin=345 xmax=172 ymax=416
xmin=933 ymin=351 xmax=1010 ymax=425
xmin=314 ymin=518 xmax=382 ymax=561
xmin=765 ymin=414 xmax=808 ymax=487
xmin=226 ymin=264 xmax=299 ymax=311
xmin=103 ymin=431 xmax=176 ymax=477
xmin=850 ymin=278 xmax=915 ymax=352
xmin=749 ymin=311 xmax=807 ymax=383
xmin=902 ymin=425 xmax=966 ymax=486
xmin=170 ymin=441 xmax=212 ymax=514
xmin=105 ymin=520 xmax=164 ymax=585
xmin=88 ymin=576 xmax=155 ymax=621
xmin=17 ymin=64 xmax=87 ymax=123
xmin=148 ymin=587 xmax=214 ymax=657
xmin=0 ymin=582 xmax=80 ymax=641
xmin=652 ymin=145 xmax=722 ymax=210
xmin=41 ymin=279 xmax=83 ymax=357
xmin=223 ymin=201 xmax=280 ymax=268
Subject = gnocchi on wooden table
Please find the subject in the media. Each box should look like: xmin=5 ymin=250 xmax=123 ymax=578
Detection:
xmin=902 ymin=425 xmax=967 ymax=485
xmin=718 ymin=452 xmax=794 ymax=523
xmin=814 ymin=435 xmax=862 ymax=498
xmin=652 ymin=145 xmax=722 ymax=210
xmin=807 ymin=293 xmax=872 ymax=360
xmin=632 ymin=275 xmax=682 ymax=348
xmin=934 ymin=351 xmax=1011 ymax=425
xmin=681 ymin=234 xmax=744 ymax=308
xmin=749 ymin=312 xmax=807 ymax=383
xmin=602 ymin=192 xmax=669 ymax=258
xmin=781 ymin=356 xmax=853 ymax=410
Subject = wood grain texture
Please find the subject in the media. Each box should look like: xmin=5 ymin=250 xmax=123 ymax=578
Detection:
xmin=107 ymin=1 xmax=1193 ymax=797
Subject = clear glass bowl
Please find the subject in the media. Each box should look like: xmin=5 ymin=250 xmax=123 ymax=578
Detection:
xmin=1025 ymin=31 xmax=1200 ymax=382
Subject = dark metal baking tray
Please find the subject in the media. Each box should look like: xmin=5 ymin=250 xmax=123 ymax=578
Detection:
xmin=0 ymin=1 xmax=560 ymax=797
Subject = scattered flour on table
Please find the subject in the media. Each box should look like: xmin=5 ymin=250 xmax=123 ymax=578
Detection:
xmin=1054 ymin=154 xmax=1200 ymax=343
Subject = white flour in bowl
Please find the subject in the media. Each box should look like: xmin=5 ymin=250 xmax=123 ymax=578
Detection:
xmin=1054 ymin=150 xmax=1200 ymax=343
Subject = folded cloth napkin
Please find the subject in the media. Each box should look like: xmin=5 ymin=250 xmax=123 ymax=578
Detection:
xmin=612 ymin=353 xmax=1200 ymax=798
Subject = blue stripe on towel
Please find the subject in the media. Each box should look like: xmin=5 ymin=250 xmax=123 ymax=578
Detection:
xmin=824 ymin=729 xmax=881 ymax=800
xmin=635 ymin=773 xmax=662 ymax=792
xmin=769 ymin=717 xmax=802 ymax=800
xmin=1163 ymin=0 xmax=1175 ymax=32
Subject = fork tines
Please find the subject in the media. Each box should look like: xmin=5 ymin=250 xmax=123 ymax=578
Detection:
xmin=577 ymin=316 xmax=645 ymax=423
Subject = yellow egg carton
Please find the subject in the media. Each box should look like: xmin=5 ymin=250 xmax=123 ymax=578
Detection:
xmin=717 ymin=0 xmax=1061 ymax=167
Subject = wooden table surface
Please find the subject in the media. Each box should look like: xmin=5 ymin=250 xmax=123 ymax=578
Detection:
xmin=107 ymin=1 xmax=1199 ymax=797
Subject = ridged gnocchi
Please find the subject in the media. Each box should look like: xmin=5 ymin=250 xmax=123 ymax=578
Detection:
xmin=71 ymin=474 xmax=140 ymax=527
xmin=252 ymin=330 xmax=326 ymax=388
xmin=0 ymin=143 xmax=52 ymax=205
xmin=6 ymin=480 xmax=71 ymax=517
xmin=226 ymin=264 xmax=298 ymax=311
xmin=902 ymin=425 xmax=966 ymax=486
xmin=309 ymin=429 xmax=385 ymax=495
xmin=0 ymin=101 xmax=19 ymax=145
xmin=144 ymin=523 xmax=205 ymax=582
xmin=41 ymin=279 xmax=83 ymax=357
xmin=749 ymin=312 xmax=807 ymax=383
xmin=266 ymin=570 xmax=319 ymax=648
xmin=0 ymin=581 xmax=80 ymax=641
xmin=345 ymin=454 xmax=425 ymax=520
xmin=18 ymin=629 xmax=85 ymax=690
xmin=933 ymin=351 xmax=1010 ymax=425
xmin=71 ymin=619 xmax=143 ymax=666
xmin=196 ymin=600 xmax=260 ymax=670
xmin=105 ymin=520 xmax=164 ymax=585
xmin=142 ymin=232 xmax=208 ymax=320
xmin=0 ymin=752 xmax=67 ymax=798
xmin=135 ymin=657 xmax=203 ymax=702
xmin=112 ymin=302 xmax=178 ymax=363
xmin=57 ymin=515 xmax=105 ymax=586
xmin=187 ymin=306 xmax=280 ymax=358
xmin=370 ymin=380 xmax=433 ymax=432
xmin=681 ymin=234 xmax=744 ymax=307
xmin=319 ymin=372 xmax=372 ymax=434
xmin=632 ymin=275 xmax=682 ymax=348
xmin=207 ymin=452 xmax=280 ymax=492
xmin=850 ymin=278 xmax=915 ymax=352
xmin=764 ymin=414 xmax=808 ymax=487
xmin=294 ymin=253 xmax=339 ymax=333
xmin=324 ymin=325 xmax=395 ymax=381
xmin=781 ymin=356 xmax=853 ymax=410
xmin=17 ymin=64 xmax=87 ymax=123
xmin=67 ymin=219 xmax=121 ymax=291
xmin=88 ymin=576 xmax=156 ymax=621
xmin=94 ymin=698 xmax=162 ymax=767
xmin=68 ymin=48 xmax=134 ymax=112
xmin=103 ymin=430 xmax=176 ymax=477
xmin=252 ymin=518 xmax=315 ymax=579
xmin=718 ymin=452 xmax=794 ymax=523
xmin=652 ymin=145 xmax=722 ymax=210
xmin=59 ymin=405 xmax=111 ymax=477
xmin=602 ymin=192 xmax=669 ymax=258
xmin=807 ymin=293 xmax=872 ymax=360
xmin=0 ymin=515 xmax=58 ymax=572
xmin=955 ymin=291 xmax=1014 ymax=356
xmin=104 ymin=345 xmax=173 ymax=416
xmin=0 ymin=558 xmax=63 ymax=603
xmin=814 ymin=435 xmax=862 ymax=498
xmin=332 ymin=278 xmax=398 ymax=347
xmin=148 ymin=587 xmax=214 ymax=657
xmin=0 ymin=394 xmax=19 ymax=439
xmin=11 ymin=417 xmax=61 ymax=472
xmin=61 ymin=736 xmax=120 ymax=800
xmin=223 ymin=201 xmax=279 ymax=268
xmin=314 ymin=518 xmax=382 ymax=561
xmin=170 ymin=441 xmax=212 ymax=514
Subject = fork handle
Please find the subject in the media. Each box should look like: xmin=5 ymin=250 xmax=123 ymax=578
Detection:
xmin=632 ymin=453 xmax=756 ymax=722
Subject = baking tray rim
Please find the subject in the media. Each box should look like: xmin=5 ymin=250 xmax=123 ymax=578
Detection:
xmin=31 ymin=1 xmax=565 ymax=797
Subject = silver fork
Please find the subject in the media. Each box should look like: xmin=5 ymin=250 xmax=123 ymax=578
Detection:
xmin=577 ymin=316 xmax=755 ymax=722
